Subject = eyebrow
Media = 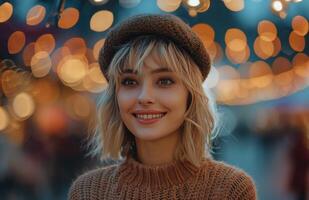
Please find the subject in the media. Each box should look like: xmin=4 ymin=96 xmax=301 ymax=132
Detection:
xmin=121 ymin=67 xmax=172 ymax=74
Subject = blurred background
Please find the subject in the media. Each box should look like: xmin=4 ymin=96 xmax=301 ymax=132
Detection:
xmin=0 ymin=0 xmax=308 ymax=199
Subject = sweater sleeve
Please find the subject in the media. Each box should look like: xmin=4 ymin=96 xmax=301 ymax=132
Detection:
xmin=67 ymin=166 xmax=118 ymax=200
xmin=67 ymin=168 xmax=105 ymax=200
xmin=227 ymin=170 xmax=257 ymax=200
xmin=68 ymin=174 xmax=88 ymax=200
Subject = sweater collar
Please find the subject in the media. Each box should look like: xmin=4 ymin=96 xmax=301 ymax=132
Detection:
xmin=118 ymin=155 xmax=200 ymax=190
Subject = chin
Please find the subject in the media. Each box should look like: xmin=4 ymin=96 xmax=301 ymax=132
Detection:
xmin=133 ymin=131 xmax=166 ymax=142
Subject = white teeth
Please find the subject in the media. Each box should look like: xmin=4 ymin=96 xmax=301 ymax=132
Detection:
xmin=136 ymin=113 xmax=164 ymax=120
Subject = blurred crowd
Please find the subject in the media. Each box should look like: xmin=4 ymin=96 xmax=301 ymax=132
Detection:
xmin=0 ymin=101 xmax=308 ymax=200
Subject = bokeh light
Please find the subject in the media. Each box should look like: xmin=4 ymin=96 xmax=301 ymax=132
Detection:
xmin=30 ymin=78 xmax=60 ymax=105
xmin=4 ymin=120 xmax=25 ymax=145
xmin=85 ymin=48 xmax=96 ymax=64
xmin=289 ymin=31 xmax=305 ymax=52
xmin=272 ymin=0 xmax=283 ymax=12
xmin=187 ymin=0 xmax=201 ymax=7
xmin=225 ymin=44 xmax=250 ymax=64
xmin=217 ymin=65 xmax=240 ymax=80
xmin=236 ymin=80 xmax=250 ymax=99
xmin=93 ymin=39 xmax=105 ymax=61
xmin=30 ymin=51 xmax=52 ymax=78
xmin=258 ymin=20 xmax=277 ymax=42
xmin=223 ymin=0 xmax=244 ymax=12
xmin=0 ymin=2 xmax=13 ymax=23
xmin=293 ymin=53 xmax=309 ymax=78
xmin=58 ymin=57 xmax=88 ymax=86
xmin=90 ymin=10 xmax=113 ymax=32
xmin=35 ymin=105 xmax=68 ymax=135
xmin=51 ymin=47 xmax=71 ymax=72
xmin=238 ymin=62 xmax=252 ymax=79
xmin=275 ymin=70 xmax=294 ymax=87
xmin=1 ymin=69 xmax=23 ymax=97
xmin=89 ymin=62 xmax=104 ymax=74
xmin=213 ymin=42 xmax=223 ymax=64
xmin=272 ymin=57 xmax=293 ymax=86
xmin=66 ymin=94 xmax=92 ymax=119
xmin=0 ymin=106 xmax=10 ymax=131
xmin=58 ymin=7 xmax=80 ymax=29
xmin=215 ymin=79 xmax=241 ymax=102
xmin=12 ymin=92 xmax=35 ymax=120
xmin=249 ymin=61 xmax=273 ymax=88
xmin=35 ymin=34 xmax=56 ymax=54
xmin=83 ymin=63 xmax=107 ymax=93
xmin=225 ymin=28 xmax=247 ymax=52
xmin=70 ymin=81 xmax=87 ymax=92
xmin=89 ymin=0 xmax=110 ymax=6
xmin=272 ymin=57 xmax=292 ymax=75
xmin=205 ymin=42 xmax=217 ymax=62
xmin=64 ymin=37 xmax=87 ymax=55
xmin=254 ymin=36 xmax=274 ymax=59
xmin=192 ymin=23 xmax=215 ymax=48
xmin=271 ymin=37 xmax=281 ymax=57
xmin=157 ymin=0 xmax=182 ymax=12
xmin=26 ymin=5 xmax=46 ymax=26
xmin=291 ymin=15 xmax=308 ymax=36
xmin=22 ymin=42 xmax=36 ymax=66
xmin=8 ymin=31 xmax=26 ymax=54
xmin=199 ymin=0 xmax=211 ymax=12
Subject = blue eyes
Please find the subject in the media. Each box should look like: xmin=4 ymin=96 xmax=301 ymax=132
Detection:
xmin=120 ymin=78 xmax=174 ymax=87
xmin=158 ymin=79 xmax=173 ymax=85
xmin=121 ymin=79 xmax=137 ymax=86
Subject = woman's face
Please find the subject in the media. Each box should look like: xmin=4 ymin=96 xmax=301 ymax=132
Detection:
xmin=117 ymin=53 xmax=189 ymax=142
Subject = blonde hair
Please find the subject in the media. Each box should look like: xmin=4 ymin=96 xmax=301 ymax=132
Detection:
xmin=90 ymin=35 xmax=217 ymax=166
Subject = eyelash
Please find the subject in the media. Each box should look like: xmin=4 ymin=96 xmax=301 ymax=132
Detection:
xmin=120 ymin=78 xmax=175 ymax=87
xmin=158 ymin=78 xmax=174 ymax=86
xmin=121 ymin=78 xmax=137 ymax=86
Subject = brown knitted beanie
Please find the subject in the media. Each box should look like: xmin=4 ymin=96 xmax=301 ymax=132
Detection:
xmin=99 ymin=14 xmax=211 ymax=81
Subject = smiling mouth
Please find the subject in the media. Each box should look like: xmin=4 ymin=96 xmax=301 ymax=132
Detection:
xmin=133 ymin=113 xmax=167 ymax=120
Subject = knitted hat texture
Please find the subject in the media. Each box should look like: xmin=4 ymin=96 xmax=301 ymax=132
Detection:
xmin=99 ymin=14 xmax=211 ymax=81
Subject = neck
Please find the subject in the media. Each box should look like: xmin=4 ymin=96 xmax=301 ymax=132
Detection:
xmin=135 ymin=130 xmax=180 ymax=165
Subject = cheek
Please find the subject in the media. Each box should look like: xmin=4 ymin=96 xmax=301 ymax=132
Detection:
xmin=160 ymin=89 xmax=188 ymax=112
xmin=117 ymin=89 xmax=136 ymax=112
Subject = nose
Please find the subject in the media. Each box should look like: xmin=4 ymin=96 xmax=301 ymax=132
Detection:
xmin=137 ymin=81 xmax=154 ymax=105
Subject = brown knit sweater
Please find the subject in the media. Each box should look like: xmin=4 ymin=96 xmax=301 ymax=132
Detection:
xmin=68 ymin=157 xmax=257 ymax=199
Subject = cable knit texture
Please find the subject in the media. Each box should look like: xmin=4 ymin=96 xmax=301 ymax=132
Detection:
xmin=68 ymin=157 xmax=257 ymax=200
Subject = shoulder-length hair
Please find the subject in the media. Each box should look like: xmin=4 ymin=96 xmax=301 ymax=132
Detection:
xmin=89 ymin=35 xmax=217 ymax=166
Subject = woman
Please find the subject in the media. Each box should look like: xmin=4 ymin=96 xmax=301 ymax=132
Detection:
xmin=68 ymin=14 xmax=257 ymax=199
